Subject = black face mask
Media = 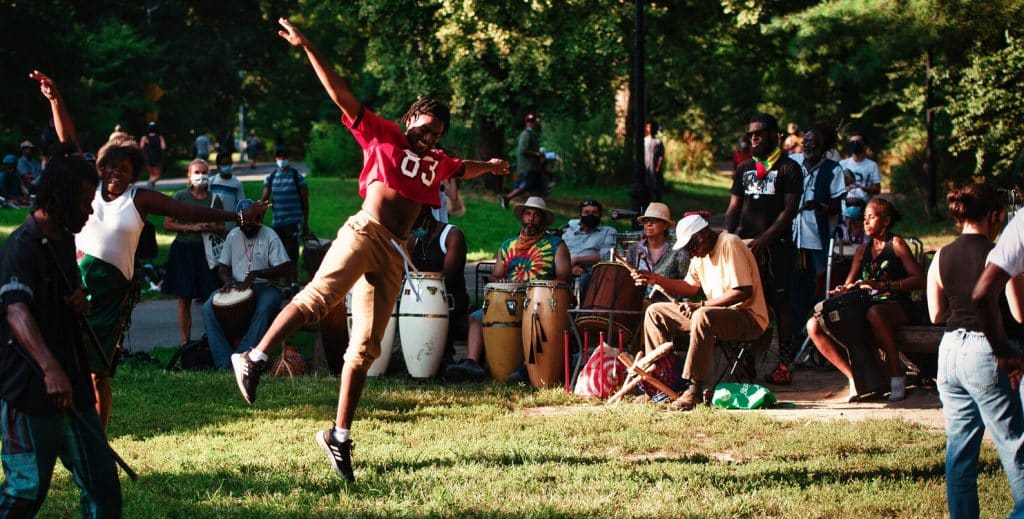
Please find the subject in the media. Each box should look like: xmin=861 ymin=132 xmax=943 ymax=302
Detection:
xmin=580 ymin=214 xmax=600 ymax=228
xmin=849 ymin=141 xmax=866 ymax=155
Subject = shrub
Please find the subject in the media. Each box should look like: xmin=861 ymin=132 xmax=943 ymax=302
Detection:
xmin=304 ymin=121 xmax=363 ymax=177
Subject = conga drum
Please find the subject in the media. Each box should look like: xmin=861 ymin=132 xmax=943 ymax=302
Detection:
xmin=345 ymin=291 xmax=398 ymax=377
xmin=399 ymin=273 xmax=450 ymax=379
xmin=813 ymin=289 xmax=888 ymax=395
xmin=579 ymin=262 xmax=646 ymax=344
xmin=522 ymin=280 xmax=571 ymax=388
xmin=212 ymin=288 xmax=255 ymax=346
xmin=481 ymin=282 xmax=527 ymax=382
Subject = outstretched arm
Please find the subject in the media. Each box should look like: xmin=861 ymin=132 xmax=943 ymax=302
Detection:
xmin=461 ymin=159 xmax=510 ymax=180
xmin=278 ymin=18 xmax=360 ymax=119
xmin=29 ymin=71 xmax=78 ymax=152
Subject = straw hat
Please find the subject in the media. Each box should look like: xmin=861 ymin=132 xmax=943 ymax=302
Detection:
xmin=512 ymin=196 xmax=554 ymax=227
xmin=637 ymin=202 xmax=674 ymax=226
xmin=672 ymin=215 xmax=709 ymax=251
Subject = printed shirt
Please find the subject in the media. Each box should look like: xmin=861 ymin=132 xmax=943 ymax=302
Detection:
xmin=0 ymin=214 xmax=94 ymax=415
xmin=731 ymin=154 xmax=803 ymax=239
xmin=500 ymin=233 xmax=563 ymax=282
xmin=685 ymin=232 xmax=770 ymax=331
xmin=263 ymin=167 xmax=307 ymax=227
xmin=219 ymin=225 xmax=291 ymax=284
xmin=342 ymin=107 xmax=464 ymax=206
xmin=839 ymin=157 xmax=882 ymax=189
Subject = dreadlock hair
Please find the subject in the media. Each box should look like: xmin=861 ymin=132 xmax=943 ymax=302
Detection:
xmin=806 ymin=119 xmax=838 ymax=153
xmin=867 ymin=197 xmax=901 ymax=231
xmin=948 ymin=183 xmax=1003 ymax=224
xmin=36 ymin=155 xmax=98 ymax=231
xmin=748 ymin=113 xmax=780 ymax=134
xmin=96 ymin=134 xmax=145 ymax=183
xmin=402 ymin=97 xmax=451 ymax=136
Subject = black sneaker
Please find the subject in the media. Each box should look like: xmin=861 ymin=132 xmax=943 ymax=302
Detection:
xmin=315 ymin=429 xmax=355 ymax=482
xmin=231 ymin=352 xmax=267 ymax=404
xmin=445 ymin=359 xmax=486 ymax=382
xmin=506 ymin=364 xmax=529 ymax=386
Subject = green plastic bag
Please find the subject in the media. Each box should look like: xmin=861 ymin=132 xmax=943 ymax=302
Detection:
xmin=711 ymin=382 xmax=777 ymax=410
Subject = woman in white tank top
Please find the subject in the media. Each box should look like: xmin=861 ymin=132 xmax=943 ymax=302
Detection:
xmin=32 ymin=70 xmax=268 ymax=429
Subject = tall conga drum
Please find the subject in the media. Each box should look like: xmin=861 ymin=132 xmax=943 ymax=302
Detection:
xmin=345 ymin=291 xmax=398 ymax=377
xmin=212 ymin=288 xmax=255 ymax=347
xmin=399 ymin=273 xmax=450 ymax=378
xmin=522 ymin=280 xmax=571 ymax=388
xmin=813 ymin=289 xmax=888 ymax=396
xmin=481 ymin=282 xmax=527 ymax=382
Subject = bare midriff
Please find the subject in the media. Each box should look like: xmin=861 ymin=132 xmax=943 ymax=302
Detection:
xmin=362 ymin=181 xmax=422 ymax=239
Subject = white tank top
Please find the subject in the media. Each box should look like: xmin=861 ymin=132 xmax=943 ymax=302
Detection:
xmin=75 ymin=186 xmax=144 ymax=280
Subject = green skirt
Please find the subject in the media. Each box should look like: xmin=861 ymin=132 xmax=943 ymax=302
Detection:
xmin=79 ymin=255 xmax=133 ymax=377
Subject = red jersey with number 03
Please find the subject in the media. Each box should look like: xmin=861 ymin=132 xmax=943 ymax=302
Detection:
xmin=342 ymin=107 xmax=464 ymax=206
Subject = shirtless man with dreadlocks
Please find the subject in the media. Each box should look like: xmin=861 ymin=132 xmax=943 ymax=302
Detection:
xmin=231 ymin=17 xmax=510 ymax=482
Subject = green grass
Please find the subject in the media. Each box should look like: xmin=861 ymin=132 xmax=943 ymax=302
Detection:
xmin=29 ymin=358 xmax=1019 ymax=517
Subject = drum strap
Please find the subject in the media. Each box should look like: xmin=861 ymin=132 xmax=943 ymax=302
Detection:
xmin=390 ymin=238 xmax=422 ymax=302
xmin=528 ymin=311 xmax=547 ymax=364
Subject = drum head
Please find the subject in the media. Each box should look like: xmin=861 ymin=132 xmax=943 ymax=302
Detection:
xmin=213 ymin=287 xmax=253 ymax=306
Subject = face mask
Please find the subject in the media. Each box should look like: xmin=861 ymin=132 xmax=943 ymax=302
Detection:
xmin=276 ymin=159 xmax=289 ymax=169
xmin=580 ymin=214 xmax=600 ymax=228
xmin=411 ymin=227 xmax=428 ymax=239
xmin=849 ymin=141 xmax=865 ymax=155
xmin=219 ymin=166 xmax=232 ymax=176
xmin=190 ymin=172 xmax=209 ymax=187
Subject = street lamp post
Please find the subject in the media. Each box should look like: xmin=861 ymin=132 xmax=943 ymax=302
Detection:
xmin=628 ymin=0 xmax=649 ymax=227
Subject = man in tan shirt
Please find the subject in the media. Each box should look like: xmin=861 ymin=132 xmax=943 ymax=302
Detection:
xmin=635 ymin=214 xmax=769 ymax=410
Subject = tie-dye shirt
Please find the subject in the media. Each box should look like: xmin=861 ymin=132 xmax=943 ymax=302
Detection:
xmin=499 ymin=233 xmax=562 ymax=282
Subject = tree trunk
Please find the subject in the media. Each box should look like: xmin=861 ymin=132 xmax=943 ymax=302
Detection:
xmin=923 ymin=49 xmax=937 ymax=219
xmin=476 ymin=119 xmax=505 ymax=193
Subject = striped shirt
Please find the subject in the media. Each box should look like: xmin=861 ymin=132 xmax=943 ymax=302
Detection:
xmin=263 ymin=167 xmax=307 ymax=226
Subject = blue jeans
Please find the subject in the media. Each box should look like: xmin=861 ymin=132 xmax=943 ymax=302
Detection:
xmin=937 ymin=329 xmax=1024 ymax=518
xmin=203 ymin=284 xmax=282 ymax=369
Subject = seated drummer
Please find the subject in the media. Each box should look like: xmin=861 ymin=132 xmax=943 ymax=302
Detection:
xmin=635 ymin=214 xmax=770 ymax=410
xmin=561 ymin=199 xmax=616 ymax=293
xmin=406 ymin=206 xmax=470 ymax=376
xmin=455 ymin=196 xmax=571 ymax=382
xmin=625 ymin=202 xmax=691 ymax=301
xmin=806 ymin=197 xmax=924 ymax=401
xmin=202 ymin=199 xmax=292 ymax=369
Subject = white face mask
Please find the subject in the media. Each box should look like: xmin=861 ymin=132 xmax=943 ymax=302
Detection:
xmin=190 ymin=172 xmax=209 ymax=187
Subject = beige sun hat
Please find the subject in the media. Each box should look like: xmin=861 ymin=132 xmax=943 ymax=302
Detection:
xmin=637 ymin=202 xmax=674 ymax=226
xmin=512 ymin=196 xmax=554 ymax=227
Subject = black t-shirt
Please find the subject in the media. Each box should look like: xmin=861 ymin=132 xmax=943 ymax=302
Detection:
xmin=730 ymin=155 xmax=803 ymax=239
xmin=0 ymin=214 xmax=94 ymax=415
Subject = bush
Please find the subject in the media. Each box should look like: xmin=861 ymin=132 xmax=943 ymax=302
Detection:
xmin=664 ymin=129 xmax=715 ymax=179
xmin=304 ymin=121 xmax=363 ymax=177
xmin=540 ymin=112 xmax=627 ymax=187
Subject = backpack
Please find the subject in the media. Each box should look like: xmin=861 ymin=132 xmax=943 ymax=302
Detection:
xmin=165 ymin=335 xmax=215 ymax=371
xmin=267 ymin=167 xmax=302 ymax=194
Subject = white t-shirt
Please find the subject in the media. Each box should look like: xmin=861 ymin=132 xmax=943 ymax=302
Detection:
xmin=988 ymin=211 xmax=1024 ymax=276
xmin=218 ymin=225 xmax=291 ymax=283
xmin=790 ymin=154 xmax=846 ymax=250
xmin=839 ymin=157 xmax=881 ymax=190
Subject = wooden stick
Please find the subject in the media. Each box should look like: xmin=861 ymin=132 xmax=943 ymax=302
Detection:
xmin=606 ymin=344 xmax=676 ymax=404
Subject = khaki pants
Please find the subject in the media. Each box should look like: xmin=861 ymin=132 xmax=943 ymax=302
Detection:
xmin=643 ymin=303 xmax=764 ymax=383
xmin=291 ymin=210 xmax=405 ymax=371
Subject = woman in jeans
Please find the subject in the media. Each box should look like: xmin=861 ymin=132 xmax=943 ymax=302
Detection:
xmin=927 ymin=183 xmax=1024 ymax=518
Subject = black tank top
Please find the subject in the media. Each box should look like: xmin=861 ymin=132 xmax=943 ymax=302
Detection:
xmin=410 ymin=224 xmax=467 ymax=299
xmin=938 ymin=234 xmax=991 ymax=332
xmin=143 ymin=132 xmax=162 ymax=163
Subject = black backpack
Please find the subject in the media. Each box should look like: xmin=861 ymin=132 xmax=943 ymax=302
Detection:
xmin=165 ymin=335 xmax=215 ymax=371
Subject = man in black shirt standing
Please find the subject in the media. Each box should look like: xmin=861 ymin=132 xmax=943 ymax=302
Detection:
xmin=0 ymin=156 xmax=121 ymax=517
xmin=724 ymin=113 xmax=802 ymax=382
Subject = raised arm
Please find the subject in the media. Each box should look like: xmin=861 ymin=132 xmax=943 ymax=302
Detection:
xmin=29 ymin=71 xmax=79 ymax=151
xmin=278 ymin=18 xmax=361 ymax=119
xmin=462 ymin=159 xmax=510 ymax=180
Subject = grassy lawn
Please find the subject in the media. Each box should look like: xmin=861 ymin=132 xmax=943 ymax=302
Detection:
xmin=29 ymin=357 xmax=1020 ymax=517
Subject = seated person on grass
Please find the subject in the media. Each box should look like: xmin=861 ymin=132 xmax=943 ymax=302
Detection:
xmin=202 ymin=199 xmax=291 ymax=369
xmin=457 ymin=197 xmax=571 ymax=382
xmin=805 ymin=197 xmax=924 ymax=402
xmin=635 ymin=214 xmax=769 ymax=411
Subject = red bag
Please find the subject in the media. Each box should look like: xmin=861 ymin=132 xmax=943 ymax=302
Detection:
xmin=574 ymin=344 xmax=624 ymax=399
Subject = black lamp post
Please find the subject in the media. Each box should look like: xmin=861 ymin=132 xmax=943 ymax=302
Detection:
xmin=628 ymin=0 xmax=649 ymax=227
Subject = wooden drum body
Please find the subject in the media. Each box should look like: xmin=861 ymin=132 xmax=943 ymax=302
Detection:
xmin=522 ymin=280 xmax=571 ymax=388
xmin=579 ymin=262 xmax=646 ymax=344
xmin=212 ymin=288 xmax=255 ymax=345
xmin=399 ymin=273 xmax=450 ymax=379
xmin=481 ymin=282 xmax=527 ymax=382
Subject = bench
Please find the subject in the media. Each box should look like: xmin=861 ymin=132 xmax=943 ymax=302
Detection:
xmin=895 ymin=325 xmax=944 ymax=354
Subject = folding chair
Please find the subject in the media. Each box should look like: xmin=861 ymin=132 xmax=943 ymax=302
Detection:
xmin=713 ymin=325 xmax=774 ymax=387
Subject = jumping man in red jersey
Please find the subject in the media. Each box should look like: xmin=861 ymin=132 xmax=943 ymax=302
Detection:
xmin=232 ymin=17 xmax=510 ymax=482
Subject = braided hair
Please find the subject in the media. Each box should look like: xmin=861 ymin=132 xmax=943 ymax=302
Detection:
xmin=402 ymin=97 xmax=451 ymax=135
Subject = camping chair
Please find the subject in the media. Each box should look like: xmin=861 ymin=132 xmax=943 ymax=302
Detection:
xmin=713 ymin=324 xmax=774 ymax=387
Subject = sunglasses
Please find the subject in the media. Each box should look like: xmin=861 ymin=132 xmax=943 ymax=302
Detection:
xmin=579 ymin=199 xmax=600 ymax=208
xmin=744 ymin=129 xmax=769 ymax=139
